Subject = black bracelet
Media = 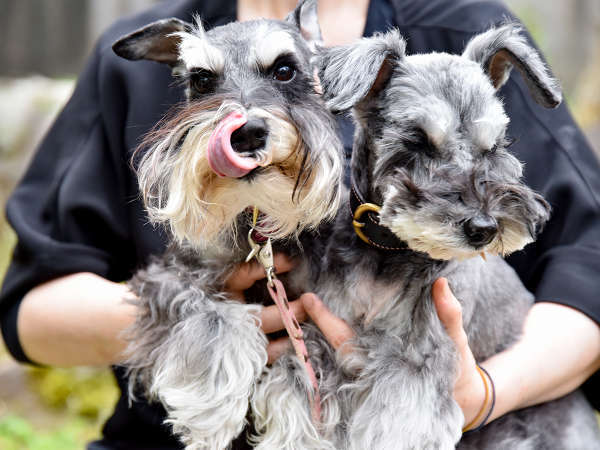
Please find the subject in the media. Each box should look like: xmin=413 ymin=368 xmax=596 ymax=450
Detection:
xmin=463 ymin=364 xmax=496 ymax=435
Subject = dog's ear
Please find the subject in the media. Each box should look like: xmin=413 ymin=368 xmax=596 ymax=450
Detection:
xmin=286 ymin=0 xmax=322 ymax=45
xmin=462 ymin=23 xmax=562 ymax=108
xmin=316 ymin=29 xmax=405 ymax=113
xmin=113 ymin=18 xmax=191 ymax=66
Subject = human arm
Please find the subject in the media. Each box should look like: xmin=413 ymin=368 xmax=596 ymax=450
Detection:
xmin=13 ymin=254 xmax=309 ymax=367
xmin=16 ymin=272 xmax=137 ymax=366
xmin=433 ymin=277 xmax=600 ymax=426
xmin=12 ymin=250 xmax=312 ymax=367
xmin=284 ymin=277 xmax=600 ymax=427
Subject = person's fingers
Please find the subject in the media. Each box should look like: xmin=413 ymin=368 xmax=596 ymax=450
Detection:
xmin=302 ymin=293 xmax=355 ymax=352
xmin=432 ymin=277 xmax=468 ymax=351
xmin=267 ymin=337 xmax=291 ymax=365
xmin=260 ymin=298 xmax=308 ymax=334
xmin=432 ymin=277 xmax=485 ymax=424
xmin=228 ymin=291 xmax=246 ymax=302
xmin=224 ymin=253 xmax=296 ymax=292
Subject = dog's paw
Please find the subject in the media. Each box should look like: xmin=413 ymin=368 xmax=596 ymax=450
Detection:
xmin=152 ymin=302 xmax=267 ymax=449
xmin=251 ymin=354 xmax=337 ymax=450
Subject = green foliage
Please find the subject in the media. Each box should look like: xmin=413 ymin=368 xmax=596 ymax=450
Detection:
xmin=0 ymin=222 xmax=16 ymax=283
xmin=0 ymin=367 xmax=119 ymax=448
xmin=0 ymin=414 xmax=99 ymax=450
xmin=27 ymin=366 xmax=119 ymax=421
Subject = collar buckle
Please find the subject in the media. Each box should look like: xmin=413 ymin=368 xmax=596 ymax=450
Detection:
xmin=352 ymin=202 xmax=382 ymax=245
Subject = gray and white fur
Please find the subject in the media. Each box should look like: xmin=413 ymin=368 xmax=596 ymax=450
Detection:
xmin=258 ymin=23 xmax=599 ymax=449
xmin=112 ymin=1 xmax=345 ymax=448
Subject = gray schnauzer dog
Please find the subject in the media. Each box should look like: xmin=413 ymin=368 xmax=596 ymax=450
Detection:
xmin=254 ymin=24 xmax=600 ymax=449
xmin=112 ymin=1 xmax=344 ymax=448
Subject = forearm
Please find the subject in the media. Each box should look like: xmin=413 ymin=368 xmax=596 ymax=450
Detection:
xmin=483 ymin=301 xmax=600 ymax=421
xmin=17 ymin=272 xmax=136 ymax=366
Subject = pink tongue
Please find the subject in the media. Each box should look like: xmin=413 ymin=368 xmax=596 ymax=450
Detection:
xmin=207 ymin=111 xmax=259 ymax=178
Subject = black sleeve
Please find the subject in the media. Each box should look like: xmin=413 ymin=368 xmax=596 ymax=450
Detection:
xmin=0 ymin=41 xmax=136 ymax=364
xmin=500 ymin=80 xmax=600 ymax=408
xmin=459 ymin=1 xmax=600 ymax=408
xmin=504 ymin=82 xmax=600 ymax=325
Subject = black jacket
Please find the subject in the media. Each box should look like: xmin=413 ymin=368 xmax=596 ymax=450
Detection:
xmin=2 ymin=0 xmax=600 ymax=448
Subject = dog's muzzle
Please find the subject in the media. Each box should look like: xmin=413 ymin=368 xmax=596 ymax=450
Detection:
xmin=207 ymin=111 xmax=269 ymax=178
xmin=463 ymin=214 xmax=498 ymax=248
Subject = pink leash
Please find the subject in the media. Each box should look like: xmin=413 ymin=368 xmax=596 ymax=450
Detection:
xmin=267 ymin=278 xmax=322 ymax=423
xmin=246 ymin=210 xmax=322 ymax=423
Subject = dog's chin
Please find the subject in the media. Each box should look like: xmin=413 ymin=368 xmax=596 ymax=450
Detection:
xmin=380 ymin=213 xmax=534 ymax=261
xmin=165 ymin=159 xmax=340 ymax=250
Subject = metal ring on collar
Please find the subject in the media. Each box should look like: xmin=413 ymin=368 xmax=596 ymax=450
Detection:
xmin=353 ymin=202 xmax=382 ymax=244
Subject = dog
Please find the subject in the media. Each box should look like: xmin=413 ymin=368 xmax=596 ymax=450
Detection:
xmin=250 ymin=24 xmax=600 ymax=449
xmin=111 ymin=1 xmax=344 ymax=448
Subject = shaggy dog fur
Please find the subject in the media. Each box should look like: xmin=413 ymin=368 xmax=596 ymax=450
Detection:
xmin=250 ymin=24 xmax=600 ymax=449
xmin=112 ymin=1 xmax=344 ymax=448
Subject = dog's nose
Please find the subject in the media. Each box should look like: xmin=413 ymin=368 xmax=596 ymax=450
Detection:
xmin=463 ymin=215 xmax=498 ymax=248
xmin=230 ymin=118 xmax=268 ymax=154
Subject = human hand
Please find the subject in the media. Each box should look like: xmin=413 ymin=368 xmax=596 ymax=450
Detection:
xmin=224 ymin=253 xmax=310 ymax=363
xmin=301 ymin=293 xmax=355 ymax=355
xmin=432 ymin=277 xmax=488 ymax=427
xmin=262 ymin=291 xmax=356 ymax=364
xmin=224 ymin=256 xmax=356 ymax=363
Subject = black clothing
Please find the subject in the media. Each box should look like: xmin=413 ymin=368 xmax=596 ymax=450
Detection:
xmin=2 ymin=0 xmax=600 ymax=448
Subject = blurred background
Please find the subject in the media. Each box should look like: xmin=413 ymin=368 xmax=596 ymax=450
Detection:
xmin=0 ymin=0 xmax=599 ymax=448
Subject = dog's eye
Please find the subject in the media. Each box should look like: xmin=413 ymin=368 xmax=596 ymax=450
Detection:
xmin=189 ymin=69 xmax=217 ymax=93
xmin=440 ymin=192 xmax=462 ymax=202
xmin=273 ymin=63 xmax=296 ymax=82
xmin=406 ymin=128 xmax=437 ymax=157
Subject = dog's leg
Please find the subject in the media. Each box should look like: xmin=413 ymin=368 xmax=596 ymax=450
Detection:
xmin=126 ymin=254 xmax=268 ymax=450
xmin=344 ymin=330 xmax=463 ymax=450
xmin=251 ymin=325 xmax=339 ymax=450
xmin=152 ymin=300 xmax=267 ymax=450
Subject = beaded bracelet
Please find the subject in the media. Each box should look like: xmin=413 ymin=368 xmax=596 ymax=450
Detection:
xmin=462 ymin=363 xmax=496 ymax=434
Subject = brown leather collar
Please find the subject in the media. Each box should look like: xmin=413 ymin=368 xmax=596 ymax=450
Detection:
xmin=349 ymin=179 xmax=408 ymax=251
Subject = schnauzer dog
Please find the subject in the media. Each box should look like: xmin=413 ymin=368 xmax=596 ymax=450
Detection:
xmin=112 ymin=1 xmax=344 ymax=448
xmin=252 ymin=24 xmax=600 ymax=449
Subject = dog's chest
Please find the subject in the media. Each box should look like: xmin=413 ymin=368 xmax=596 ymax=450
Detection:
xmin=314 ymin=263 xmax=426 ymax=330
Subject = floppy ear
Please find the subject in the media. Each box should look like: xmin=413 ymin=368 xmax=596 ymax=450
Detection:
xmin=462 ymin=23 xmax=562 ymax=108
xmin=316 ymin=29 xmax=406 ymax=113
xmin=112 ymin=18 xmax=191 ymax=66
xmin=285 ymin=0 xmax=322 ymax=45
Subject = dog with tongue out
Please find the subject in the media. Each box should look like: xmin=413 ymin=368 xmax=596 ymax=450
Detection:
xmin=111 ymin=1 xmax=343 ymax=448
xmin=207 ymin=111 xmax=265 ymax=178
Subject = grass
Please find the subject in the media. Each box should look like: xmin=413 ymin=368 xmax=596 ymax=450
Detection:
xmin=0 ymin=221 xmax=15 ymax=283
xmin=0 ymin=415 xmax=100 ymax=450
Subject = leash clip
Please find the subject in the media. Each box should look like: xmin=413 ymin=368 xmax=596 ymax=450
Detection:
xmin=257 ymin=237 xmax=275 ymax=286
xmin=246 ymin=229 xmax=276 ymax=287
xmin=244 ymin=206 xmax=321 ymax=422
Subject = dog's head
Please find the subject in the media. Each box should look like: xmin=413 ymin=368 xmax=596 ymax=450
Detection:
xmin=113 ymin=0 xmax=342 ymax=249
xmin=317 ymin=24 xmax=560 ymax=260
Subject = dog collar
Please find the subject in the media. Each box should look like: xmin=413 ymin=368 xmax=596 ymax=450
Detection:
xmin=350 ymin=179 xmax=408 ymax=251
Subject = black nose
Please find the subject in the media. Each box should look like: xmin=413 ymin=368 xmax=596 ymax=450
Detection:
xmin=230 ymin=118 xmax=268 ymax=154
xmin=463 ymin=215 xmax=498 ymax=248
